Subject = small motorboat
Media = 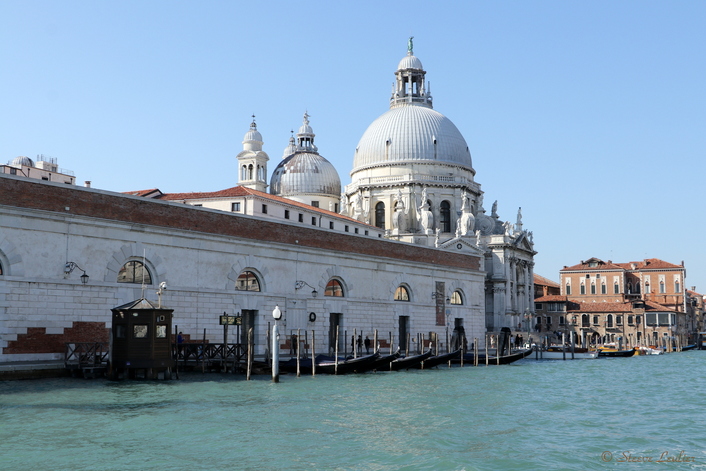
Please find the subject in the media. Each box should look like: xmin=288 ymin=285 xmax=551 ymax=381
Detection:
xmin=598 ymin=347 xmax=637 ymax=358
xmin=538 ymin=346 xmax=599 ymax=360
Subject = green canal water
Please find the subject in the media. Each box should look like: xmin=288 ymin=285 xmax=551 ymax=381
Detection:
xmin=1 ymin=352 xmax=704 ymax=471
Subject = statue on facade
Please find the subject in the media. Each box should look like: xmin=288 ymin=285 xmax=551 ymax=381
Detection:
xmin=457 ymin=191 xmax=475 ymax=236
xmin=392 ymin=189 xmax=408 ymax=234
xmin=434 ymin=228 xmax=440 ymax=248
xmin=417 ymin=187 xmax=434 ymax=235
xmin=491 ymin=200 xmax=498 ymax=219
xmin=475 ymin=229 xmax=482 ymax=246
xmin=352 ymin=191 xmax=364 ymax=222
xmin=503 ymin=221 xmax=513 ymax=236
xmin=515 ymin=207 xmax=523 ymax=233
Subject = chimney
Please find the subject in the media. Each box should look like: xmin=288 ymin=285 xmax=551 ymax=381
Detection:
xmin=84 ymin=181 xmax=91 ymax=188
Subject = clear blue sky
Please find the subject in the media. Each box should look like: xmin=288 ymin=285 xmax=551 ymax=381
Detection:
xmin=2 ymin=1 xmax=705 ymax=291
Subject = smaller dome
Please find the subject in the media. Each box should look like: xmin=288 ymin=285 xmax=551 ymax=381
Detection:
xmin=270 ymin=152 xmax=341 ymax=198
xmin=397 ymin=54 xmax=423 ymax=71
xmin=10 ymin=156 xmax=34 ymax=167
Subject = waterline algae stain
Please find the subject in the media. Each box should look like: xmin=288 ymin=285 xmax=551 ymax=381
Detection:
xmin=1 ymin=353 xmax=705 ymax=470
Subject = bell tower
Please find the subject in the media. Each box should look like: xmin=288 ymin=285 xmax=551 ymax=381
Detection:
xmin=236 ymin=116 xmax=269 ymax=192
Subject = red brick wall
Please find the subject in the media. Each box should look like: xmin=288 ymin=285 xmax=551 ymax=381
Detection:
xmin=4 ymin=322 xmax=109 ymax=354
xmin=0 ymin=176 xmax=479 ymax=271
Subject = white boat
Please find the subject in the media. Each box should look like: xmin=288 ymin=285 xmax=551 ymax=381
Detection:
xmin=538 ymin=346 xmax=599 ymax=360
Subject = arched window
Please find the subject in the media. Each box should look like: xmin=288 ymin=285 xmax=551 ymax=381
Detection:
xmin=590 ymin=283 xmax=596 ymax=294
xmin=581 ymin=314 xmax=589 ymax=327
xmin=375 ymin=202 xmax=385 ymax=229
xmin=450 ymin=290 xmax=463 ymax=305
xmin=325 ymin=279 xmax=344 ymax=297
xmin=236 ymin=270 xmax=261 ymax=292
xmin=241 ymin=165 xmax=247 ymax=181
xmin=440 ymin=200 xmax=451 ymax=233
xmin=675 ymin=280 xmax=680 ymax=293
xmin=606 ymin=315 xmax=614 ymax=328
xmin=659 ymin=280 xmax=665 ymax=293
xmin=0 ymin=262 xmax=3 ymax=275
xmin=644 ymin=282 xmax=649 ymax=294
xmin=117 ymin=260 xmax=152 ymax=284
xmin=565 ymin=283 xmax=571 ymax=295
xmin=394 ymin=286 xmax=409 ymax=301
xmin=247 ymin=164 xmax=254 ymax=180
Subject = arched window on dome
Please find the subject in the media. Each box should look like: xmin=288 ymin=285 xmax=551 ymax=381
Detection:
xmin=235 ymin=271 xmax=261 ymax=292
xmin=440 ymin=200 xmax=451 ymax=233
xmin=394 ymin=285 xmax=410 ymax=301
xmin=117 ymin=260 xmax=152 ymax=285
xmin=450 ymin=290 xmax=463 ymax=305
xmin=375 ymin=202 xmax=385 ymax=229
xmin=325 ymin=279 xmax=344 ymax=297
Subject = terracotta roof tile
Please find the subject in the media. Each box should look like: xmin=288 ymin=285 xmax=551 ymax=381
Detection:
xmin=533 ymin=274 xmax=559 ymax=287
xmin=131 ymin=185 xmax=371 ymax=226
xmin=534 ymin=295 xmax=567 ymax=302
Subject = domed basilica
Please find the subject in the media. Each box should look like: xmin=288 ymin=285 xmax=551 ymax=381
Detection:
xmin=237 ymin=39 xmax=537 ymax=333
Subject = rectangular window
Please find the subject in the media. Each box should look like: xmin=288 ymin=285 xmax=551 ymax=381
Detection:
xmin=636 ymin=315 xmax=641 ymax=325
xmin=134 ymin=325 xmax=149 ymax=339
xmin=262 ymin=204 xmax=268 ymax=214
xmin=298 ymin=213 xmax=304 ymax=223
xmin=311 ymin=217 xmax=316 ymax=225
xmin=364 ymin=230 xmax=369 ymax=236
xmin=231 ymin=202 xmax=240 ymax=212
xmin=566 ymin=285 xmax=571 ymax=295
xmin=627 ymin=315 xmax=634 ymax=325
xmin=10 ymin=168 xmax=16 ymax=175
xmin=345 ymin=225 xmax=349 ymax=232
xmin=559 ymin=316 xmax=565 ymax=325
xmin=616 ymin=315 xmax=623 ymax=326
xmin=545 ymin=316 xmax=552 ymax=325
xmin=334 ymin=203 xmax=339 ymax=213
xmin=193 ymin=204 xmax=202 ymax=207
xmin=354 ymin=228 xmax=359 ymax=234
xmin=284 ymin=210 xmax=290 ymax=219
xmin=614 ymin=283 xmax=619 ymax=294
xmin=115 ymin=325 xmax=126 ymax=339
xmin=601 ymin=284 xmax=606 ymax=294
xmin=311 ymin=201 xmax=319 ymax=208
xmin=593 ymin=315 xmax=599 ymax=325
xmin=590 ymin=284 xmax=596 ymax=294
xmin=329 ymin=221 xmax=334 ymax=229
xmin=535 ymin=303 xmax=543 ymax=310
xmin=580 ymin=285 xmax=586 ymax=295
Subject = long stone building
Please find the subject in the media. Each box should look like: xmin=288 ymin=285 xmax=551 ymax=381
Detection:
xmin=0 ymin=41 xmax=535 ymax=363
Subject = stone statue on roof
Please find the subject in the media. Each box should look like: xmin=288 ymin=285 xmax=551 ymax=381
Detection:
xmin=408 ymin=36 xmax=414 ymax=54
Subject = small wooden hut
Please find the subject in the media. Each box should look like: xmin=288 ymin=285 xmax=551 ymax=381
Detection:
xmin=109 ymin=298 xmax=174 ymax=380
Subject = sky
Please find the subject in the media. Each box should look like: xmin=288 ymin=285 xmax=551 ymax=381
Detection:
xmin=2 ymin=1 xmax=705 ymax=290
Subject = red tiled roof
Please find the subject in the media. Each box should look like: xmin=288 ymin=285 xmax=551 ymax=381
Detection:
xmin=565 ymin=300 xmax=677 ymax=313
xmin=123 ymin=188 xmax=163 ymax=198
xmin=130 ymin=185 xmax=371 ymax=226
xmin=534 ymin=274 xmax=559 ymax=288
xmin=560 ymin=257 xmax=624 ymax=271
xmin=615 ymin=258 xmax=683 ymax=270
xmin=534 ymin=295 xmax=567 ymax=303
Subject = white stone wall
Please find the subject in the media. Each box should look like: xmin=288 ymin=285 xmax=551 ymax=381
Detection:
xmin=0 ymin=204 xmax=485 ymax=362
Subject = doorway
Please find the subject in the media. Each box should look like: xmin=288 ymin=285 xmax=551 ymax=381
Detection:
xmin=329 ymin=313 xmax=342 ymax=355
xmin=399 ymin=316 xmax=409 ymax=354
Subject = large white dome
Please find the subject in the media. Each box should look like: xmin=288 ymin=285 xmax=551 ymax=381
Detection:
xmin=351 ymin=105 xmax=473 ymax=172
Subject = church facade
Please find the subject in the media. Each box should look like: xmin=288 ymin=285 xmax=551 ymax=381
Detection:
xmin=0 ymin=41 xmax=535 ymax=363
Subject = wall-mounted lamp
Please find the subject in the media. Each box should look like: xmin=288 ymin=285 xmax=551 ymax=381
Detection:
xmin=65 ymin=262 xmax=89 ymax=285
xmin=431 ymin=292 xmax=450 ymax=304
xmin=295 ymin=280 xmax=318 ymax=298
